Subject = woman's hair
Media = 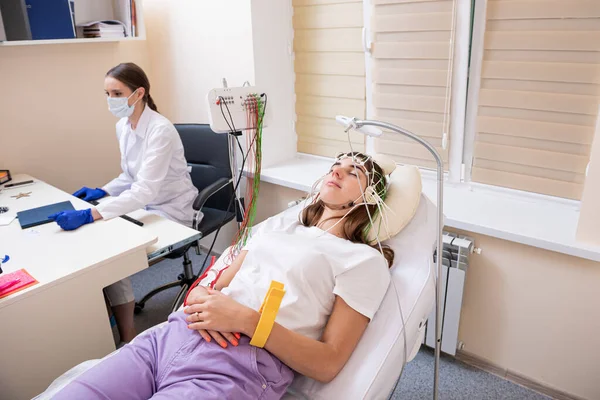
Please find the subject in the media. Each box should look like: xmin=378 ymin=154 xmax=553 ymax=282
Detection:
xmin=300 ymin=152 xmax=395 ymax=268
xmin=106 ymin=62 xmax=158 ymax=112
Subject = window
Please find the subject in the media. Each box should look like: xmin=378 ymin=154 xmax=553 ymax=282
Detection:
xmin=370 ymin=0 xmax=456 ymax=170
xmin=293 ymin=0 xmax=366 ymax=157
xmin=464 ymin=0 xmax=599 ymax=200
xmin=292 ymin=0 xmax=599 ymax=200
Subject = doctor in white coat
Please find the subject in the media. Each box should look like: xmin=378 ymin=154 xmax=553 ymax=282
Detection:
xmin=49 ymin=62 xmax=198 ymax=343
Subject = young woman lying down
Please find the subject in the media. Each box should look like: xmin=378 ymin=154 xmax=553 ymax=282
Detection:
xmin=52 ymin=152 xmax=395 ymax=400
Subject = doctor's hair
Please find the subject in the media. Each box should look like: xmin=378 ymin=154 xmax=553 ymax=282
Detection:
xmin=106 ymin=62 xmax=159 ymax=112
xmin=300 ymin=153 xmax=395 ymax=268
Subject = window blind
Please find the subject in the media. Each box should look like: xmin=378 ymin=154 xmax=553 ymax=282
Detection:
xmin=470 ymin=0 xmax=600 ymax=199
xmin=293 ymin=0 xmax=366 ymax=157
xmin=370 ymin=0 xmax=455 ymax=170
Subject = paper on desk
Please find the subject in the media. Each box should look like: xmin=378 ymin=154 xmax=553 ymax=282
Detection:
xmin=0 ymin=214 xmax=16 ymax=226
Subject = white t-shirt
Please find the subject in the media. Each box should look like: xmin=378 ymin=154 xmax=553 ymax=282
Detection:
xmin=221 ymin=216 xmax=391 ymax=340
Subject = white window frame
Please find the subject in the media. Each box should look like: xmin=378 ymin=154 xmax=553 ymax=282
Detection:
xmin=363 ymin=0 xmax=375 ymax=156
xmin=462 ymin=0 xmax=488 ymax=183
xmin=460 ymin=0 xmax=594 ymax=200
xmin=362 ymin=0 xmax=473 ymax=184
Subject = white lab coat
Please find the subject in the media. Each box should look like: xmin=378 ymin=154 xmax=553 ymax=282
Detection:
xmin=96 ymin=106 xmax=198 ymax=227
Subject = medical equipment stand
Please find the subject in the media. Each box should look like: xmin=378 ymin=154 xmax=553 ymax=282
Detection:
xmin=207 ymin=83 xmax=270 ymax=227
xmin=228 ymin=131 xmax=245 ymax=225
xmin=339 ymin=117 xmax=444 ymax=400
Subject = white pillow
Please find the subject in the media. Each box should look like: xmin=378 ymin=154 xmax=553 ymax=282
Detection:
xmin=366 ymin=164 xmax=422 ymax=244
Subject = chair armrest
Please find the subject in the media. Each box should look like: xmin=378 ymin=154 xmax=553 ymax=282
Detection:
xmin=193 ymin=177 xmax=232 ymax=211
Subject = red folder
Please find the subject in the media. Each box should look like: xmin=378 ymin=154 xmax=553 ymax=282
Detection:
xmin=0 ymin=269 xmax=38 ymax=299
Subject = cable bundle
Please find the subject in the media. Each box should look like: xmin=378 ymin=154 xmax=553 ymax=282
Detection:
xmin=229 ymin=94 xmax=265 ymax=260
xmin=198 ymin=92 xmax=267 ymax=277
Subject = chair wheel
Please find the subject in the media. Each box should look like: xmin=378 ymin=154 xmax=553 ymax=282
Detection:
xmin=134 ymin=303 xmax=144 ymax=314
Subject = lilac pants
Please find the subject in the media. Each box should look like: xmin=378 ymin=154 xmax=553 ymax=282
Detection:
xmin=53 ymin=311 xmax=294 ymax=400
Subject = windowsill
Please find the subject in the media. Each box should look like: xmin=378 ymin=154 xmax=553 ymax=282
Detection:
xmin=249 ymin=154 xmax=600 ymax=262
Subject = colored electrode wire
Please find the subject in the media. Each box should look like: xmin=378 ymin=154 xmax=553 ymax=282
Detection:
xmin=195 ymin=94 xmax=266 ymax=278
xmin=228 ymin=93 xmax=266 ymax=261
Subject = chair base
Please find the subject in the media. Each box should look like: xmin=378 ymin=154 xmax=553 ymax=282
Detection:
xmin=135 ymin=251 xmax=196 ymax=314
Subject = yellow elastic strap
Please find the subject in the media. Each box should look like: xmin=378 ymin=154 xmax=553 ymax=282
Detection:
xmin=258 ymin=281 xmax=284 ymax=313
xmin=250 ymin=281 xmax=285 ymax=348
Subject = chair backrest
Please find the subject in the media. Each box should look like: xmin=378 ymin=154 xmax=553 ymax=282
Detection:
xmin=174 ymin=123 xmax=234 ymax=211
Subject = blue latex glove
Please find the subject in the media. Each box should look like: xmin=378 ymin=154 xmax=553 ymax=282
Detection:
xmin=73 ymin=187 xmax=107 ymax=202
xmin=48 ymin=209 xmax=94 ymax=231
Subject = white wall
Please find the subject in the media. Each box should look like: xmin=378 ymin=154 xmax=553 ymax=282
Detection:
xmin=144 ymin=0 xmax=255 ymax=125
xmin=143 ymin=0 xmax=255 ymax=254
xmin=72 ymin=0 xmax=115 ymax=25
xmin=144 ymin=0 xmax=298 ymax=252
xmin=250 ymin=0 xmax=297 ymax=168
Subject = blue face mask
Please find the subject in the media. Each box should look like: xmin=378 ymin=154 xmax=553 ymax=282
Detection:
xmin=107 ymin=89 xmax=141 ymax=118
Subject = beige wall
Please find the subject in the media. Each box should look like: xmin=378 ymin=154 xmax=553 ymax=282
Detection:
xmin=453 ymin=229 xmax=600 ymax=400
xmin=0 ymin=41 xmax=150 ymax=193
xmin=256 ymin=181 xmax=600 ymax=400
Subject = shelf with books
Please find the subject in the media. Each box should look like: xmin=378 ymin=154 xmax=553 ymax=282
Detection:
xmin=0 ymin=0 xmax=145 ymax=46
xmin=0 ymin=35 xmax=144 ymax=46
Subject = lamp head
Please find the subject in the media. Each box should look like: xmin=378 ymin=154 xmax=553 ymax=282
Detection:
xmin=335 ymin=115 xmax=383 ymax=138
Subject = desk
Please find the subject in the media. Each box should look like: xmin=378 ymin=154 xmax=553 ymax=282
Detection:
xmin=0 ymin=175 xmax=199 ymax=400
xmin=99 ymin=201 xmax=201 ymax=263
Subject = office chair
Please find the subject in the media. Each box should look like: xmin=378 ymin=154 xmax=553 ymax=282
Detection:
xmin=134 ymin=124 xmax=237 ymax=314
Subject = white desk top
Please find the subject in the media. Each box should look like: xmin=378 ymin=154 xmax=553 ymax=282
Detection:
xmin=97 ymin=200 xmax=202 ymax=261
xmin=0 ymin=174 xmax=198 ymax=308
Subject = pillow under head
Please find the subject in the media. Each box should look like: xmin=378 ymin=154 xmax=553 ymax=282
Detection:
xmin=365 ymin=159 xmax=422 ymax=245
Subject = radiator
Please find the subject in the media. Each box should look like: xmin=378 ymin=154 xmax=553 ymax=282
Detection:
xmin=423 ymin=232 xmax=475 ymax=356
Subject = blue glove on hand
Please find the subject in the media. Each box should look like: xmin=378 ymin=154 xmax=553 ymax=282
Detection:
xmin=73 ymin=187 xmax=107 ymax=202
xmin=48 ymin=209 xmax=94 ymax=231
